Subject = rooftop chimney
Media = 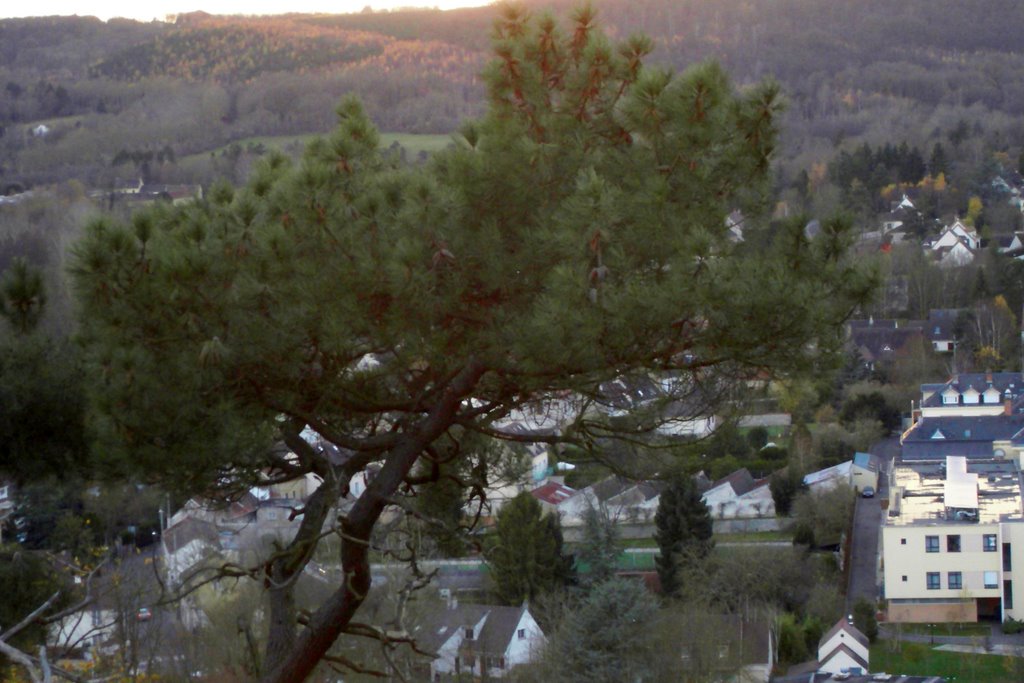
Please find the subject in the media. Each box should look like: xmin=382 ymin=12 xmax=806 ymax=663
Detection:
xmin=1006 ymin=396 xmax=1014 ymax=416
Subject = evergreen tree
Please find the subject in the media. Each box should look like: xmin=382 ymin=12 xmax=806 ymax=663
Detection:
xmin=577 ymin=502 xmax=619 ymax=586
xmin=0 ymin=257 xmax=45 ymax=335
xmin=70 ymin=8 xmax=874 ymax=680
xmin=654 ymin=475 xmax=713 ymax=597
xmin=488 ymin=493 xmax=570 ymax=605
xmin=546 ymin=577 xmax=658 ymax=682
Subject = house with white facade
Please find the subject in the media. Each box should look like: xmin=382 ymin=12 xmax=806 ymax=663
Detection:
xmin=702 ymin=469 xmax=775 ymax=519
xmin=816 ymin=619 xmax=869 ymax=676
xmin=415 ymin=599 xmax=545 ymax=680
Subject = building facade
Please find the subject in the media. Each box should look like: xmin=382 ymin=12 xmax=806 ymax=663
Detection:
xmin=882 ymin=456 xmax=1024 ymax=623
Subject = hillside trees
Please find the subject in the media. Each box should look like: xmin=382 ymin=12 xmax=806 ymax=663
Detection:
xmin=70 ymin=5 xmax=874 ymax=681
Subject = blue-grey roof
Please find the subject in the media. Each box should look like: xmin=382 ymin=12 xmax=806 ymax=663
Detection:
xmin=852 ymin=452 xmax=878 ymax=472
xmin=901 ymin=414 xmax=1024 ymax=459
xmin=919 ymin=372 xmax=1024 ymax=409
xmin=927 ymin=308 xmax=962 ymax=340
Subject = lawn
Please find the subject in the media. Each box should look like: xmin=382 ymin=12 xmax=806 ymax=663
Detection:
xmin=894 ymin=622 xmax=993 ymax=637
xmin=870 ymin=641 xmax=1024 ymax=682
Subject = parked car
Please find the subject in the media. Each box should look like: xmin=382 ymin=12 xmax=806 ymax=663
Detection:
xmin=136 ymin=607 xmax=152 ymax=622
xmin=861 ymin=486 xmax=875 ymax=498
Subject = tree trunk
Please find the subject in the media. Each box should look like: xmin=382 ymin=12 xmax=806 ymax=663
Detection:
xmin=260 ymin=361 xmax=485 ymax=683
xmin=262 ymin=475 xmax=342 ymax=675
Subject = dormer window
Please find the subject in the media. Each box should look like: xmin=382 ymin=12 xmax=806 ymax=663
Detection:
xmin=942 ymin=389 xmax=960 ymax=405
xmin=465 ymin=628 xmax=474 ymax=640
xmin=931 ymin=429 xmax=946 ymax=440
xmin=963 ymin=388 xmax=980 ymax=404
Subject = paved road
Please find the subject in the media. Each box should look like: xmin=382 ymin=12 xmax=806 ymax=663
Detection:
xmin=846 ymin=436 xmax=900 ymax=612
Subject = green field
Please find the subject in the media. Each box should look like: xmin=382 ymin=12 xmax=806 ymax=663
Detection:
xmin=870 ymin=641 xmax=1024 ymax=682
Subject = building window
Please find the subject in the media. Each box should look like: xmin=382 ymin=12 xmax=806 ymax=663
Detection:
xmin=517 ymin=629 xmax=525 ymax=640
xmin=926 ymin=536 xmax=940 ymax=553
xmin=927 ymin=572 xmax=941 ymax=590
xmin=1006 ymin=580 xmax=1014 ymax=610
xmin=1005 ymin=543 xmax=1013 ymax=571
xmin=985 ymin=534 xmax=998 ymax=552
xmin=901 ymin=538 xmax=907 ymax=545
xmin=902 ymin=575 xmax=907 ymax=582
xmin=985 ymin=571 xmax=999 ymax=589
xmin=947 ymin=535 xmax=961 ymax=553
xmin=464 ymin=628 xmax=474 ymax=640
xmin=948 ymin=572 xmax=963 ymax=589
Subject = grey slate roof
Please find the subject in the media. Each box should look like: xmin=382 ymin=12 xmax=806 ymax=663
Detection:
xmin=919 ymin=372 xmax=1024 ymax=409
xmin=819 ymin=618 xmax=870 ymax=652
xmin=709 ymin=468 xmax=757 ymax=497
xmin=413 ymin=602 xmax=529 ymax=657
xmin=926 ymin=308 xmax=961 ymax=341
xmin=901 ymin=414 xmax=1024 ymax=459
xmin=473 ymin=604 xmax=526 ymax=656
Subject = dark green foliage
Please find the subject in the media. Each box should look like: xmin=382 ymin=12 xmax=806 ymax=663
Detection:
xmin=654 ymin=475 xmax=713 ymax=597
xmin=577 ymin=503 xmax=619 ymax=586
xmin=853 ymin=597 xmax=879 ymax=642
xmin=770 ymin=467 xmax=806 ymax=516
xmin=1003 ymin=617 xmax=1024 ymax=634
xmin=0 ymin=257 xmax=45 ymax=336
xmin=777 ymin=613 xmax=810 ymax=664
xmin=68 ymin=8 xmax=875 ymax=677
xmin=830 ymin=142 xmax=927 ymax=211
xmin=411 ymin=471 xmax=467 ymax=558
xmin=839 ymin=391 xmax=901 ymax=433
xmin=488 ymin=493 xmax=571 ymax=605
xmin=546 ymin=577 xmax=658 ymax=682
xmin=745 ymin=426 xmax=769 ymax=451
xmin=0 ymin=545 xmax=69 ymax=660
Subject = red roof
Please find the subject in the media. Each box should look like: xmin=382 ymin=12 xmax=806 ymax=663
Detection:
xmin=530 ymin=481 xmax=576 ymax=505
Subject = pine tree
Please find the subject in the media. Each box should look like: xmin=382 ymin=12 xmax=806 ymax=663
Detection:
xmin=488 ymin=493 xmax=570 ymax=605
xmin=655 ymin=475 xmax=713 ymax=597
xmin=70 ymin=7 xmax=875 ymax=681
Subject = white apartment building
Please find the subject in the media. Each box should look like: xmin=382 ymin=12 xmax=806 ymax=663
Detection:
xmin=882 ymin=456 xmax=1024 ymax=623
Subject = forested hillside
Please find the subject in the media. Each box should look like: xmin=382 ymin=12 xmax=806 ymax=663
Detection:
xmin=3 ymin=0 xmax=1024 ymax=197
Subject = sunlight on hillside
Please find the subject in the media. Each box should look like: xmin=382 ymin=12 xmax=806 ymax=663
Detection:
xmin=1 ymin=0 xmax=493 ymax=22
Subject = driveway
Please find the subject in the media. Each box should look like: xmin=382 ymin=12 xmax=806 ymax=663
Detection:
xmin=845 ymin=436 xmax=899 ymax=612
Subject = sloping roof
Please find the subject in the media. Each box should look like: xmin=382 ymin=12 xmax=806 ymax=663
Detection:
xmin=530 ymin=481 xmax=576 ymax=506
xmin=414 ymin=603 xmax=490 ymax=653
xmin=905 ymin=414 xmax=1024 ymax=443
xmin=473 ymin=605 xmax=527 ymax=656
xmin=162 ymin=517 xmax=220 ymax=555
xmin=929 ymin=309 xmax=958 ymax=339
xmin=819 ymin=618 xmax=870 ymax=652
xmin=920 ymin=372 xmax=1024 ymax=409
xmin=803 ymin=461 xmax=852 ymax=487
xmin=848 ymin=325 xmax=925 ymax=363
xmin=708 ymin=468 xmax=756 ymax=497
xmin=852 ymin=452 xmax=878 ymax=472
xmin=817 ymin=642 xmax=869 ymax=671
xmin=590 ymin=476 xmax=636 ymax=503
